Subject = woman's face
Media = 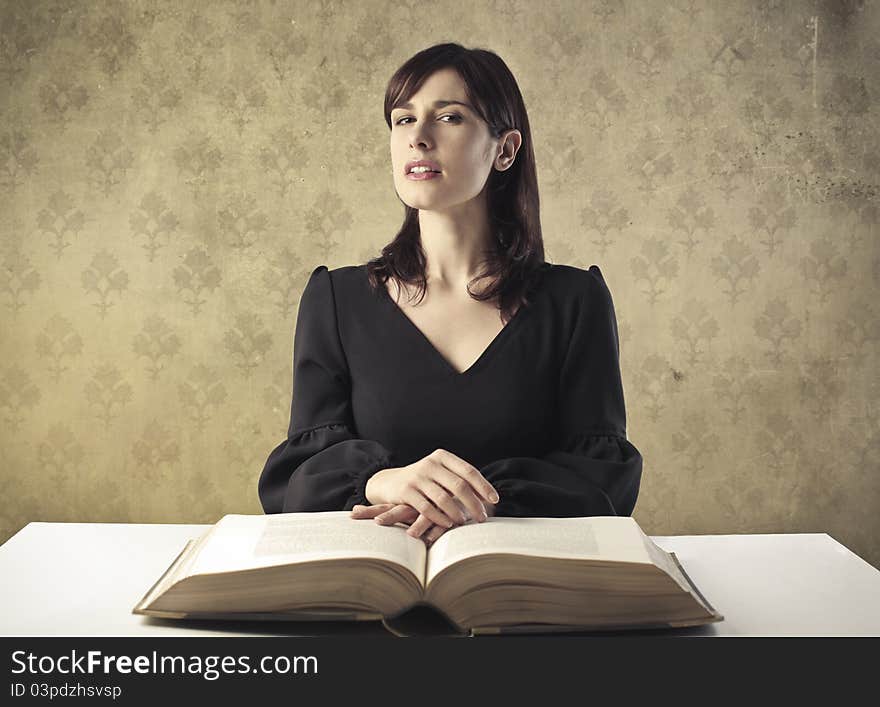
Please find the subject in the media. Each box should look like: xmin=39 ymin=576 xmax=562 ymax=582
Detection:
xmin=389 ymin=67 xmax=500 ymax=214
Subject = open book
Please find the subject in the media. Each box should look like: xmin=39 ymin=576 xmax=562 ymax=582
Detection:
xmin=133 ymin=511 xmax=723 ymax=636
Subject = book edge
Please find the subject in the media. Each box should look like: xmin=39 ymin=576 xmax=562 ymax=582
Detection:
xmin=132 ymin=539 xmax=198 ymax=615
xmin=667 ymin=550 xmax=724 ymax=621
xmin=135 ymin=608 xmax=385 ymax=622
xmin=469 ymin=613 xmax=724 ymax=635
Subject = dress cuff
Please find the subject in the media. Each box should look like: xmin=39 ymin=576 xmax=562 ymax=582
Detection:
xmin=346 ymin=455 xmax=392 ymax=510
xmin=488 ymin=479 xmax=530 ymax=518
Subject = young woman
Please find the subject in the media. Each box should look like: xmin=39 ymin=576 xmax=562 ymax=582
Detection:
xmin=258 ymin=43 xmax=643 ymax=548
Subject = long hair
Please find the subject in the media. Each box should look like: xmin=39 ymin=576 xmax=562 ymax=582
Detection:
xmin=366 ymin=42 xmax=547 ymax=324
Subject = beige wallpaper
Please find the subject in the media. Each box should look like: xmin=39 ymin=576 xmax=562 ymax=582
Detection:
xmin=1 ymin=0 xmax=878 ymax=569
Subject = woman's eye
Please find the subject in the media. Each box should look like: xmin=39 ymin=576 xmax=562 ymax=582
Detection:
xmin=395 ymin=114 xmax=462 ymax=125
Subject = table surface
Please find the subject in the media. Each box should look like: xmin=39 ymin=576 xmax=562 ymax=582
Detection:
xmin=1 ymin=521 xmax=878 ymax=637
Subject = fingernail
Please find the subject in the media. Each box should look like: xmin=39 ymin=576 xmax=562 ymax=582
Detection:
xmin=491 ymin=492 xmax=499 ymax=503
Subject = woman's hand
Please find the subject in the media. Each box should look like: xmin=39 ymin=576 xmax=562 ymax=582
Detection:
xmin=350 ymin=503 xmax=415 ymax=526
xmin=364 ymin=449 xmax=499 ymax=531
xmin=350 ymin=503 xmax=448 ymax=546
xmin=402 ymin=497 xmax=496 ymax=541
xmin=351 ymin=497 xmax=497 ymax=547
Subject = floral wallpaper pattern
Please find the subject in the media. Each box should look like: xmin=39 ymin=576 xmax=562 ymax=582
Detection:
xmin=1 ymin=0 xmax=878 ymax=568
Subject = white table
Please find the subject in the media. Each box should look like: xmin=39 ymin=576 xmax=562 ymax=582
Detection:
xmin=1 ymin=522 xmax=878 ymax=636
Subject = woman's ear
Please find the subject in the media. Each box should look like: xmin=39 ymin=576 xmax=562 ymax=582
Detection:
xmin=495 ymin=129 xmax=522 ymax=171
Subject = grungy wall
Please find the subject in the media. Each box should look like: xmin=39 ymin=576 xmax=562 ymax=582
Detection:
xmin=1 ymin=1 xmax=878 ymax=567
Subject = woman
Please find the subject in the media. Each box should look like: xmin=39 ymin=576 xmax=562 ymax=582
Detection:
xmin=258 ymin=43 xmax=643 ymax=548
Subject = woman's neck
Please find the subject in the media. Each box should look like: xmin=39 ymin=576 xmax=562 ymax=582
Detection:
xmin=417 ymin=203 xmax=495 ymax=288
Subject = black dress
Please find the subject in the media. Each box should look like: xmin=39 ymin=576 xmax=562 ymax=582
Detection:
xmin=258 ymin=262 xmax=643 ymax=518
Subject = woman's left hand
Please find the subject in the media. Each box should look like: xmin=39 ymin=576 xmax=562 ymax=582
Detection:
xmin=350 ymin=503 xmax=415 ymax=525
xmin=351 ymin=500 xmax=495 ymax=547
xmin=350 ymin=503 xmax=448 ymax=545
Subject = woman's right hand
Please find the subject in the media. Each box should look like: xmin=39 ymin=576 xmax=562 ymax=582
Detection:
xmin=365 ymin=448 xmax=499 ymax=529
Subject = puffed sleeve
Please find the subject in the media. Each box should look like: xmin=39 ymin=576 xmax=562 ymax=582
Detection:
xmin=258 ymin=265 xmax=398 ymax=514
xmin=480 ymin=265 xmax=643 ymax=517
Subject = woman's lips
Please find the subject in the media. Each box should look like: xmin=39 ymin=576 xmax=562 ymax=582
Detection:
xmin=406 ymin=171 xmax=441 ymax=180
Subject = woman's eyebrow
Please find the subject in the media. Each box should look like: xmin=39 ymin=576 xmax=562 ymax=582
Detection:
xmin=393 ymin=100 xmax=473 ymax=112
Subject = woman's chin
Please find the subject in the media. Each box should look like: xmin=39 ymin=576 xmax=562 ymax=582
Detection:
xmin=401 ymin=197 xmax=443 ymax=211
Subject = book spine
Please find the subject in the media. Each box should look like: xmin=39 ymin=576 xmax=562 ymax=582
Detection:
xmin=381 ymin=603 xmax=470 ymax=637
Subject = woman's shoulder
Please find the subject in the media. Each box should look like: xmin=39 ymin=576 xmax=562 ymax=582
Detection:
xmin=305 ymin=263 xmax=361 ymax=279
xmin=543 ymin=262 xmax=611 ymax=303
xmin=302 ymin=264 xmax=383 ymax=311
xmin=304 ymin=264 xmax=369 ymax=292
xmin=539 ymin=263 xmax=616 ymax=327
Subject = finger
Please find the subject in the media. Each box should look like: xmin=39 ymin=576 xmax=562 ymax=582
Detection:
xmin=406 ymin=513 xmax=434 ymax=539
xmin=401 ymin=488 xmax=456 ymax=529
xmin=419 ymin=477 xmax=470 ymax=526
xmin=454 ymin=497 xmax=490 ymax=525
xmin=433 ymin=467 xmax=489 ymax=526
xmin=424 ymin=524 xmax=448 ymax=545
xmin=350 ymin=504 xmax=395 ymax=519
xmin=432 ymin=449 xmax=500 ymax=505
xmin=375 ymin=504 xmax=419 ymax=526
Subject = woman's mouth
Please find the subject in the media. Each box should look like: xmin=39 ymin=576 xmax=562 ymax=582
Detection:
xmin=406 ymin=170 xmax=441 ymax=181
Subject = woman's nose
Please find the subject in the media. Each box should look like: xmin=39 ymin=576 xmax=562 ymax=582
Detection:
xmin=409 ymin=133 xmax=432 ymax=149
xmin=409 ymin=124 xmax=434 ymax=149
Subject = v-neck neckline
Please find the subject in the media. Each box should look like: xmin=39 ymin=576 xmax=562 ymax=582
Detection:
xmin=372 ymin=266 xmax=547 ymax=379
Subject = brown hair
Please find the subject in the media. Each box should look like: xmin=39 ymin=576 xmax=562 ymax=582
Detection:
xmin=365 ymin=42 xmax=547 ymax=324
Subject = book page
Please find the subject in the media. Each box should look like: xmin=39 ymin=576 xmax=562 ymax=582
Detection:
xmin=425 ymin=516 xmax=652 ymax=586
xmin=186 ymin=511 xmax=426 ymax=583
